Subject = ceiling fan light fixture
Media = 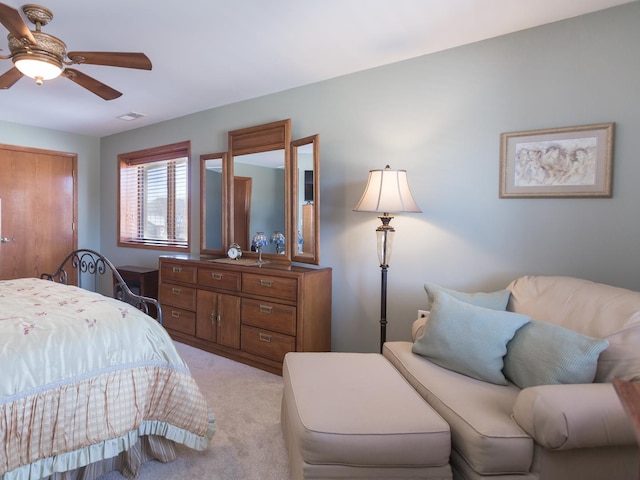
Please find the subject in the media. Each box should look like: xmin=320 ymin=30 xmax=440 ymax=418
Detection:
xmin=1 ymin=3 xmax=151 ymax=98
xmin=14 ymin=53 xmax=63 ymax=84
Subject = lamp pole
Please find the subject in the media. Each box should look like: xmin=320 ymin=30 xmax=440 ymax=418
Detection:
xmin=377 ymin=214 xmax=394 ymax=353
xmin=379 ymin=264 xmax=388 ymax=353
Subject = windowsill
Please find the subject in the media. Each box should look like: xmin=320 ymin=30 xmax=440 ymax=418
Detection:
xmin=118 ymin=241 xmax=189 ymax=252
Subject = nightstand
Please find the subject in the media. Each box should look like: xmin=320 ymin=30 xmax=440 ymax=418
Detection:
xmin=116 ymin=265 xmax=159 ymax=317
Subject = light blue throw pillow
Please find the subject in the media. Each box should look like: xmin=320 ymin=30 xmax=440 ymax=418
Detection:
xmin=503 ymin=320 xmax=609 ymax=388
xmin=412 ymin=291 xmax=530 ymax=385
xmin=424 ymin=282 xmax=511 ymax=311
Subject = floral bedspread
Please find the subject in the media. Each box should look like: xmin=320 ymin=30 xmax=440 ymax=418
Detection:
xmin=0 ymin=278 xmax=215 ymax=479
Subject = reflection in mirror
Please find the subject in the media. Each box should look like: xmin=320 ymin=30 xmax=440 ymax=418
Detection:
xmin=229 ymin=119 xmax=291 ymax=263
xmin=292 ymin=135 xmax=320 ymax=265
xmin=200 ymin=152 xmax=227 ymax=255
xmin=233 ymin=150 xmax=286 ymax=255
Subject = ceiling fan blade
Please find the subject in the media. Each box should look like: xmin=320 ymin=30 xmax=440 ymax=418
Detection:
xmin=0 ymin=2 xmax=36 ymax=45
xmin=63 ymin=68 xmax=122 ymax=101
xmin=67 ymin=52 xmax=152 ymax=70
xmin=0 ymin=66 xmax=23 ymax=89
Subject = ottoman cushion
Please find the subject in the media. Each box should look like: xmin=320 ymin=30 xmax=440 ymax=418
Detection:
xmin=282 ymin=352 xmax=451 ymax=471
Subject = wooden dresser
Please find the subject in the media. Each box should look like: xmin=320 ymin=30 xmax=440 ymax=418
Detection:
xmin=158 ymin=255 xmax=332 ymax=375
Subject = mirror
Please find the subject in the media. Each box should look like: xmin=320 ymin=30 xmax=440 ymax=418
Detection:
xmin=228 ymin=119 xmax=292 ymax=263
xmin=200 ymin=119 xmax=321 ymax=264
xmin=292 ymin=135 xmax=320 ymax=265
xmin=233 ymin=150 xmax=286 ymax=254
xmin=200 ymin=152 xmax=227 ymax=255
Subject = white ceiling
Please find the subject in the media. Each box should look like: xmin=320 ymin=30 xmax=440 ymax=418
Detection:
xmin=0 ymin=0 xmax=634 ymax=137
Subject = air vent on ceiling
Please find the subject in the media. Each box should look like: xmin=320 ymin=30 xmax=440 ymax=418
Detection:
xmin=117 ymin=112 xmax=147 ymax=121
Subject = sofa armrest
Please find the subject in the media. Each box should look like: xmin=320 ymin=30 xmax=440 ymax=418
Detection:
xmin=412 ymin=316 xmax=428 ymax=341
xmin=512 ymin=383 xmax=636 ymax=450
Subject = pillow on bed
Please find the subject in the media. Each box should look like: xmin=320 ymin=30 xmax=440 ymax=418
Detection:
xmin=424 ymin=282 xmax=511 ymax=311
xmin=503 ymin=320 xmax=610 ymax=388
xmin=412 ymin=290 xmax=530 ymax=385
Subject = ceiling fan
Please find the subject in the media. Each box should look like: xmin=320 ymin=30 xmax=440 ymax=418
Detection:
xmin=0 ymin=2 xmax=152 ymax=100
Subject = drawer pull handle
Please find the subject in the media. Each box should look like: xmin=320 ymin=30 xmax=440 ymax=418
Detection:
xmin=259 ymin=332 xmax=272 ymax=343
xmin=172 ymin=267 xmax=182 ymax=273
xmin=171 ymin=287 xmax=181 ymax=295
xmin=259 ymin=305 xmax=273 ymax=314
xmin=211 ymin=273 xmax=223 ymax=280
xmin=171 ymin=311 xmax=180 ymax=318
xmin=259 ymin=279 xmax=274 ymax=288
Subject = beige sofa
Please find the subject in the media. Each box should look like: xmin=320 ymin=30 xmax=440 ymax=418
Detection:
xmin=383 ymin=275 xmax=640 ymax=480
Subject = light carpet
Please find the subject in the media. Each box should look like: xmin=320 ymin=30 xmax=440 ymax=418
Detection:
xmin=102 ymin=342 xmax=291 ymax=480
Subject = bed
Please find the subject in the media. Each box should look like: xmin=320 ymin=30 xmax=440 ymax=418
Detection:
xmin=0 ymin=250 xmax=215 ymax=480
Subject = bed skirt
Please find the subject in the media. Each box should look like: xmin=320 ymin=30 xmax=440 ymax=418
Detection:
xmin=43 ymin=435 xmax=176 ymax=480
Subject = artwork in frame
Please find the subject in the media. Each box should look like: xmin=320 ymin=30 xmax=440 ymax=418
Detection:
xmin=499 ymin=122 xmax=614 ymax=198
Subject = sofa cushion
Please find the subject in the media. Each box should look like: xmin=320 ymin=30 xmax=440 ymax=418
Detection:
xmin=507 ymin=275 xmax=640 ymax=382
xmin=384 ymin=341 xmax=533 ymax=475
xmin=504 ymin=320 xmax=610 ymax=388
xmin=424 ymin=282 xmax=511 ymax=311
xmin=412 ymin=291 xmax=530 ymax=385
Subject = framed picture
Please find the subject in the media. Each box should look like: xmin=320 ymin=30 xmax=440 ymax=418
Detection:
xmin=499 ymin=122 xmax=614 ymax=198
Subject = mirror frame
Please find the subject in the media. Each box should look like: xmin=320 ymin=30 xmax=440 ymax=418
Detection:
xmin=291 ymin=135 xmax=320 ymax=265
xmin=200 ymin=152 xmax=228 ymax=255
xmin=228 ymin=119 xmax=292 ymax=263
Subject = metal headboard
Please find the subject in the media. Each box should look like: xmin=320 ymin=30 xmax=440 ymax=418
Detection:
xmin=41 ymin=249 xmax=163 ymax=324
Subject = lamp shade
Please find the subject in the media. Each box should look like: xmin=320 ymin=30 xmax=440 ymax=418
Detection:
xmin=353 ymin=165 xmax=421 ymax=213
xmin=14 ymin=53 xmax=63 ymax=81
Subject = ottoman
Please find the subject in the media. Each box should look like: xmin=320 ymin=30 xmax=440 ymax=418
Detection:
xmin=281 ymin=352 xmax=452 ymax=479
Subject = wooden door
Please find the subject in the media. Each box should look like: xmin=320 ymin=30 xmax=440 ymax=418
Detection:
xmin=0 ymin=144 xmax=77 ymax=280
xmin=217 ymin=293 xmax=241 ymax=349
xmin=233 ymin=176 xmax=251 ymax=250
xmin=196 ymin=289 xmax=218 ymax=342
xmin=302 ymin=203 xmax=315 ymax=257
xmin=196 ymin=290 xmax=240 ymax=348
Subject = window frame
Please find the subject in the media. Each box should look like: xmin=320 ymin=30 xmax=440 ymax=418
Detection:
xmin=117 ymin=140 xmax=191 ymax=251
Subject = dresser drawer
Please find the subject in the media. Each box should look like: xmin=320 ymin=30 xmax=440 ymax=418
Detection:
xmin=241 ymin=298 xmax=296 ymax=336
xmin=242 ymin=273 xmax=297 ymax=301
xmin=198 ymin=267 xmax=241 ymax=292
xmin=159 ymin=283 xmax=197 ymax=311
xmin=161 ymin=262 xmax=197 ymax=284
xmin=241 ymin=325 xmax=295 ymax=363
xmin=163 ymin=306 xmax=196 ymax=335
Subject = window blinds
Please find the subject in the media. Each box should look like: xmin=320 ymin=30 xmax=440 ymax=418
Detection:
xmin=120 ymin=157 xmax=188 ymax=247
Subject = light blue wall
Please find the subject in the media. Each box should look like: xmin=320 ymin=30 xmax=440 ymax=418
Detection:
xmin=4 ymin=3 xmax=640 ymax=352
xmin=0 ymin=121 xmax=101 ymax=251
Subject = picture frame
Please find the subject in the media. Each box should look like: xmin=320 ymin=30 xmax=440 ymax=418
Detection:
xmin=499 ymin=122 xmax=614 ymax=198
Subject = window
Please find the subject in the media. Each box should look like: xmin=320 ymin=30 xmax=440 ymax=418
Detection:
xmin=118 ymin=141 xmax=190 ymax=250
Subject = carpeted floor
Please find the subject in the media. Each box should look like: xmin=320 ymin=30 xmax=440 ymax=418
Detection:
xmin=102 ymin=342 xmax=290 ymax=480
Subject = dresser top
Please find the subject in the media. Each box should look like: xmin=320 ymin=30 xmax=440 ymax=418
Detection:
xmin=159 ymin=254 xmax=330 ymax=274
